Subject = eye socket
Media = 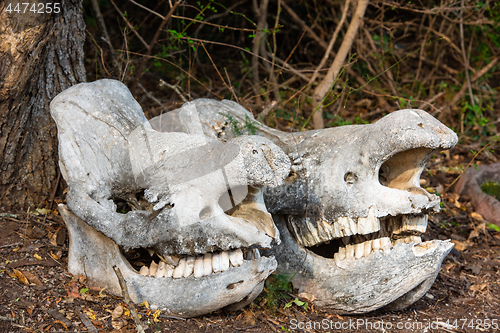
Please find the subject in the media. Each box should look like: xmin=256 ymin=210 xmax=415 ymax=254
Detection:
xmin=344 ymin=172 xmax=357 ymax=185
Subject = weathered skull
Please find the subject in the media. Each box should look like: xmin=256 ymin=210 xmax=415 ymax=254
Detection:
xmin=173 ymin=98 xmax=458 ymax=313
xmin=50 ymin=80 xmax=291 ymax=317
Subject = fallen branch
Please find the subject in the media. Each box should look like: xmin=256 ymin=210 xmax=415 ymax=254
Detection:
xmin=312 ymin=0 xmax=369 ymax=129
xmin=78 ymin=311 xmax=98 ymax=333
xmin=113 ymin=265 xmax=146 ymax=333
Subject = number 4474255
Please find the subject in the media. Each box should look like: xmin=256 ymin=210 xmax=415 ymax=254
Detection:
xmin=6 ymin=3 xmax=61 ymax=14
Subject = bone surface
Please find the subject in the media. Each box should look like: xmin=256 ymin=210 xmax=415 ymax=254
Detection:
xmin=50 ymin=80 xmax=290 ymax=317
xmin=172 ymin=98 xmax=458 ymax=314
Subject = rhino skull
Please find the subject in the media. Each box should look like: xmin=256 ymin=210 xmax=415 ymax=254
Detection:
xmin=50 ymin=80 xmax=290 ymax=317
xmin=173 ymin=99 xmax=458 ymax=313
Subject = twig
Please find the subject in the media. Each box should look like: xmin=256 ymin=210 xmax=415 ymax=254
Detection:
xmin=281 ymin=1 xmax=328 ymax=50
xmin=159 ymin=79 xmax=188 ymax=102
xmin=78 ymin=311 xmax=98 ymax=333
xmin=48 ymin=168 xmax=61 ymax=211
xmin=308 ymin=0 xmax=351 ymax=86
xmin=450 ymin=57 xmax=498 ymax=107
xmin=312 ymin=0 xmax=369 ymax=129
xmin=0 ymin=242 xmax=22 ymax=249
xmin=137 ymin=83 xmax=170 ymax=113
xmin=251 ymin=0 xmax=269 ymax=107
xmin=443 ymin=142 xmax=491 ymax=194
xmin=109 ymin=0 xmax=149 ymax=50
xmin=113 ymin=265 xmax=146 ymax=333
xmin=460 ymin=0 xmax=474 ymax=106
xmin=132 ymin=0 xmax=181 ymax=90
xmin=224 ymin=68 xmax=239 ymax=103
xmin=90 ymin=0 xmax=120 ymax=74
xmin=200 ymin=42 xmax=233 ymax=99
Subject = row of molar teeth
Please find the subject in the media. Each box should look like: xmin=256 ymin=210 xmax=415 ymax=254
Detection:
xmin=289 ymin=207 xmax=381 ymax=247
xmin=138 ymin=248 xmax=260 ymax=279
xmin=333 ymin=235 xmax=422 ymax=265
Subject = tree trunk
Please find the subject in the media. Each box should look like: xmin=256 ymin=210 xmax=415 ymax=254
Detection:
xmin=0 ymin=0 xmax=86 ymax=210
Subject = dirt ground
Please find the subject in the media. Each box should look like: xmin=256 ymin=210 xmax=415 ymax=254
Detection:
xmin=0 ymin=148 xmax=499 ymax=333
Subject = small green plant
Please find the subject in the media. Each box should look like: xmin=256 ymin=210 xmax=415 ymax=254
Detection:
xmin=481 ymin=180 xmax=500 ymax=200
xmin=259 ymin=272 xmax=293 ymax=312
xmin=284 ymin=298 xmax=308 ymax=311
xmin=221 ymin=113 xmax=258 ymax=136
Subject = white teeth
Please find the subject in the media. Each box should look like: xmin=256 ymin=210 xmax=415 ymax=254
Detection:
xmin=380 ymin=237 xmax=391 ymax=251
xmin=165 ymin=264 xmax=174 ymax=278
xmin=220 ymin=251 xmax=230 ymax=272
xmin=345 ymin=244 xmax=355 ymax=258
xmin=372 ymin=238 xmax=381 ymax=251
xmin=136 ymin=248 xmax=250 ymax=279
xmin=253 ymin=248 xmax=261 ymax=259
xmin=212 ymin=253 xmax=221 ymax=273
xmin=149 ymin=260 xmax=158 ymax=276
xmin=203 ymin=253 xmax=212 ymax=276
xmin=173 ymin=257 xmax=186 ymax=279
xmin=409 ymin=235 xmax=422 ymax=243
xmin=183 ymin=256 xmax=195 ymax=278
xmin=147 ymin=248 xmax=155 ymax=256
xmin=364 ymin=240 xmax=372 ymax=257
xmin=415 ymin=215 xmax=428 ymax=233
xmin=139 ymin=265 xmax=149 ymax=276
xmin=357 ymin=207 xmax=380 ymax=234
xmin=163 ymin=255 xmax=180 ymax=267
xmin=155 ymin=261 xmax=166 ymax=278
xmin=229 ymin=249 xmax=243 ymax=267
xmin=193 ymin=256 xmax=204 ymax=278
xmin=334 ymin=247 xmax=346 ymax=265
xmin=354 ymin=242 xmax=364 ymax=259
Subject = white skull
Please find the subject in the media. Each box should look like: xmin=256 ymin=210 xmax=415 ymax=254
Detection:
xmin=178 ymin=98 xmax=458 ymax=313
xmin=50 ymin=80 xmax=291 ymax=317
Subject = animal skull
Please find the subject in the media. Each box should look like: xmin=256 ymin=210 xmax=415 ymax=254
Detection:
xmin=172 ymin=98 xmax=458 ymax=313
xmin=50 ymin=80 xmax=291 ymax=317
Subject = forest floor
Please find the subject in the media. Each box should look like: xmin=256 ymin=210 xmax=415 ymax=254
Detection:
xmin=0 ymin=146 xmax=499 ymax=333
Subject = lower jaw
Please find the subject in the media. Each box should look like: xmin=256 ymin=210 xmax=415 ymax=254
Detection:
xmin=266 ymin=215 xmax=454 ymax=314
xmin=59 ymin=205 xmax=277 ymax=318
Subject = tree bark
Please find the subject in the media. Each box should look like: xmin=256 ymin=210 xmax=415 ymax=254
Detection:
xmin=0 ymin=0 xmax=86 ymax=210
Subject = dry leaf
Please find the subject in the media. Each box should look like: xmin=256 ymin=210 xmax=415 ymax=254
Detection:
xmin=111 ymin=318 xmax=125 ymax=330
xmin=470 ymin=212 xmax=484 ymax=221
xmin=50 ymin=251 xmax=61 ymax=260
xmin=298 ymin=292 xmax=316 ymax=302
xmin=49 ymin=232 xmax=59 ymax=246
xmin=13 ymin=269 xmax=30 ymax=285
xmin=23 ymin=271 xmax=43 ymax=286
xmin=111 ymin=305 xmax=123 ymax=319
xmin=139 ymin=301 xmax=149 ymax=309
xmin=451 ymin=240 xmax=468 ymax=252
xmin=36 ymin=208 xmax=52 ymax=215
xmin=34 ymin=253 xmax=43 ymax=261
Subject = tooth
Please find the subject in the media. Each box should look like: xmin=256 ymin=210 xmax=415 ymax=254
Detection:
xmin=252 ymin=248 xmax=260 ymax=259
xmin=219 ymin=251 xmax=230 ymax=271
xmin=409 ymin=236 xmax=422 ymax=243
xmin=163 ymin=255 xmax=180 ymax=267
xmin=338 ymin=246 xmax=346 ymax=260
xmin=337 ymin=216 xmax=357 ymax=237
xmin=212 ymin=252 xmax=221 ymax=273
xmin=380 ymin=237 xmax=391 ymax=251
xmin=364 ymin=240 xmax=372 ymax=257
xmin=229 ymin=249 xmax=243 ymax=267
xmin=183 ymin=256 xmax=195 ymax=277
xmin=203 ymin=253 xmax=212 ymax=276
xmin=193 ymin=256 xmax=204 ymax=278
xmin=333 ymin=221 xmax=343 ymax=237
xmin=165 ymin=264 xmax=174 ymax=278
xmin=348 ymin=217 xmax=357 ymax=235
xmin=372 ymin=238 xmax=381 ymax=251
xmin=173 ymin=257 xmax=186 ymax=279
xmin=345 ymin=244 xmax=354 ymax=258
xmin=147 ymin=248 xmax=155 ymax=256
xmin=149 ymin=260 xmax=158 ymax=276
xmin=155 ymin=261 xmax=166 ymax=278
xmin=415 ymin=215 xmax=428 ymax=233
xmin=355 ymin=242 xmax=364 ymax=259
xmin=139 ymin=266 xmax=149 ymax=276
xmin=357 ymin=207 xmax=380 ymax=234
xmin=334 ymin=252 xmax=344 ymax=265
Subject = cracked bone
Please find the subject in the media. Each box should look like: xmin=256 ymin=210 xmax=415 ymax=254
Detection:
xmin=175 ymin=98 xmax=457 ymax=313
xmin=50 ymin=80 xmax=290 ymax=317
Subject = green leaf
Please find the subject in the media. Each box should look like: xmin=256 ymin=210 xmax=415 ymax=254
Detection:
xmin=80 ymin=287 xmax=89 ymax=295
xmin=487 ymin=223 xmax=500 ymax=232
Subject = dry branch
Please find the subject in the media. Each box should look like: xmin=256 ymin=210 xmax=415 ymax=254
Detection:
xmin=312 ymin=0 xmax=369 ymax=129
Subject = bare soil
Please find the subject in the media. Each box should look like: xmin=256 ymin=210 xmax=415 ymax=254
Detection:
xmin=1 ymin=149 xmax=499 ymax=333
